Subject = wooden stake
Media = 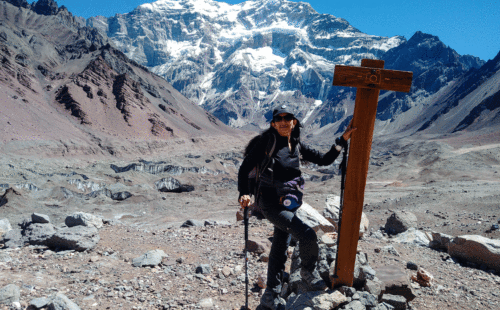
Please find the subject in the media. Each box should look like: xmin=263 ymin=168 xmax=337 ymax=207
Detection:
xmin=332 ymin=59 xmax=413 ymax=287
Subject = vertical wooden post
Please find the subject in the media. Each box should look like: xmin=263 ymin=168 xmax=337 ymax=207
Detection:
xmin=333 ymin=59 xmax=384 ymax=287
xmin=331 ymin=58 xmax=412 ymax=287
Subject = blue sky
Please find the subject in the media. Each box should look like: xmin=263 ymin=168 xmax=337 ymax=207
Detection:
xmin=40 ymin=0 xmax=499 ymax=61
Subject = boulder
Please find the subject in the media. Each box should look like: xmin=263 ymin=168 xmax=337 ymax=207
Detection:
xmin=384 ymin=211 xmax=417 ymax=235
xmin=2 ymin=229 xmax=24 ymax=248
xmin=391 ymin=228 xmax=431 ymax=247
xmin=247 ymin=238 xmax=272 ymax=255
xmin=110 ymin=191 xmax=132 ymax=201
xmin=374 ymin=265 xmax=416 ymax=302
xmin=0 ymin=284 xmax=20 ymax=305
xmin=448 ymin=235 xmax=500 ymax=272
xmin=180 ymin=219 xmax=204 ymax=228
xmin=65 ymin=212 xmax=103 ymax=229
xmin=155 ymin=177 xmax=194 ymax=193
xmin=429 ymin=232 xmax=453 ymax=251
xmin=46 ymin=226 xmax=100 ymax=251
xmin=381 ymin=294 xmax=407 ymax=310
xmin=132 ymin=249 xmax=167 ymax=267
xmin=0 ymin=218 xmax=12 ymax=237
xmin=297 ymin=202 xmax=335 ymax=233
xmin=31 ymin=213 xmax=50 ymax=224
xmin=323 ymin=195 xmax=369 ymax=237
xmin=29 ymin=297 xmax=50 ymax=309
xmin=24 ymin=223 xmax=56 ymax=246
xmin=47 ymin=293 xmax=81 ymax=310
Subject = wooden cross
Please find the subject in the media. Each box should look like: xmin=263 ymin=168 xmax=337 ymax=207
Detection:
xmin=331 ymin=59 xmax=413 ymax=287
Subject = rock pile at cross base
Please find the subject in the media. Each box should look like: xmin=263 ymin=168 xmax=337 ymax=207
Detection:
xmin=1 ymin=196 xmax=500 ymax=309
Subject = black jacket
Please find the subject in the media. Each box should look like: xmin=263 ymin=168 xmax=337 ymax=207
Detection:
xmin=238 ymin=129 xmax=344 ymax=198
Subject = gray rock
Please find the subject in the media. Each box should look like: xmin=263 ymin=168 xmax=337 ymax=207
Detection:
xmin=0 ymin=218 xmax=12 ymax=237
xmin=0 ymin=284 xmax=20 ymax=305
xmin=363 ymin=278 xmax=383 ymax=297
xmin=47 ymin=293 xmax=81 ymax=310
xmin=2 ymin=229 xmax=24 ymax=248
xmin=384 ymin=211 xmax=417 ymax=234
xmin=381 ymin=245 xmax=400 ymax=256
xmin=286 ymin=290 xmax=347 ymax=310
xmin=30 ymin=297 xmax=50 ymax=309
xmin=198 ymin=298 xmax=214 ymax=308
xmin=358 ymin=291 xmax=378 ymax=307
xmin=24 ymin=223 xmax=56 ymax=246
xmin=381 ymin=294 xmax=406 ymax=310
xmin=181 ymin=219 xmax=205 ymax=228
xmin=196 ymin=264 xmax=212 ymax=274
xmin=359 ymin=266 xmax=377 ymax=282
xmin=46 ymin=226 xmax=100 ymax=251
xmin=374 ymin=265 xmax=415 ymax=302
xmin=132 ymin=249 xmax=167 ymax=267
xmin=32 ymin=213 xmax=50 ymax=224
xmin=65 ymin=212 xmax=103 ymax=229
xmin=338 ymin=286 xmax=357 ymax=298
xmin=155 ymin=177 xmax=194 ymax=193
xmin=377 ymin=302 xmax=395 ymax=310
xmin=110 ymin=191 xmax=132 ymax=201
xmin=353 ymin=252 xmax=369 ymax=287
xmin=391 ymin=228 xmax=431 ymax=247
xmin=344 ymin=300 xmax=366 ymax=310
xmin=296 ymin=202 xmax=335 ymax=233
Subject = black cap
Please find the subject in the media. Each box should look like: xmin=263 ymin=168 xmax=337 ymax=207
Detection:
xmin=272 ymin=105 xmax=295 ymax=119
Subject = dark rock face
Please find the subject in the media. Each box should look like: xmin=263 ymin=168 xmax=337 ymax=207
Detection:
xmin=379 ymin=31 xmax=486 ymax=122
xmin=32 ymin=0 xmax=59 ymax=16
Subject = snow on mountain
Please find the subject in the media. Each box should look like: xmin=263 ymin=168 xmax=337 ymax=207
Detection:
xmin=87 ymin=0 xmax=406 ymax=129
xmin=87 ymin=0 xmax=486 ymax=137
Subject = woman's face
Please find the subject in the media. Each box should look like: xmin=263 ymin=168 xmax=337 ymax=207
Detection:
xmin=272 ymin=113 xmax=297 ymax=138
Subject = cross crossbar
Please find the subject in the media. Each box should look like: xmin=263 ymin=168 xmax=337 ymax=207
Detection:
xmin=333 ymin=65 xmax=413 ymax=92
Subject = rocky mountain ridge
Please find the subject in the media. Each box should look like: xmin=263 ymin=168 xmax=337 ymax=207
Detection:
xmin=0 ymin=0 xmax=243 ymax=158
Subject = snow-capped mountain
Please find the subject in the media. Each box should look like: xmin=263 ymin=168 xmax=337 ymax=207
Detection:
xmin=87 ymin=0 xmax=484 ymax=133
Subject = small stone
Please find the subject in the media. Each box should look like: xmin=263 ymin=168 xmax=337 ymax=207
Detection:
xmin=196 ymin=264 xmax=212 ymax=274
xmin=406 ymin=261 xmax=418 ymax=270
xmin=31 ymin=213 xmax=50 ymax=224
xmin=222 ymin=266 xmax=232 ymax=277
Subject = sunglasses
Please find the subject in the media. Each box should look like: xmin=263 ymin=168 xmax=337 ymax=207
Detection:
xmin=273 ymin=114 xmax=295 ymax=122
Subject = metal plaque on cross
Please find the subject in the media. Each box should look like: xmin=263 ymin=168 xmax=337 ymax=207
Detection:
xmin=332 ymin=59 xmax=413 ymax=287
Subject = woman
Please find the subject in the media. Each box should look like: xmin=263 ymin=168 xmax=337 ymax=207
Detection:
xmin=238 ymin=105 xmax=355 ymax=309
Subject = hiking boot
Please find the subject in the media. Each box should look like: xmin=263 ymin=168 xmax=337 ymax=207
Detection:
xmin=260 ymin=289 xmax=286 ymax=310
xmin=300 ymin=267 xmax=327 ymax=291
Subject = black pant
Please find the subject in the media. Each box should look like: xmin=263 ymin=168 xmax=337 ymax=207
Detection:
xmin=258 ymin=191 xmax=318 ymax=294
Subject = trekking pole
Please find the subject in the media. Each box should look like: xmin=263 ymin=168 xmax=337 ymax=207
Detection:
xmin=244 ymin=206 xmax=249 ymax=310
xmin=332 ymin=140 xmax=349 ymax=287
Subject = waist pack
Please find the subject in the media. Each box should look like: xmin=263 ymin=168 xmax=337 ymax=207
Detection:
xmin=277 ymin=176 xmax=304 ymax=211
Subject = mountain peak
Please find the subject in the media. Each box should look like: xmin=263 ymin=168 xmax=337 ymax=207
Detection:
xmin=408 ymin=31 xmax=441 ymax=44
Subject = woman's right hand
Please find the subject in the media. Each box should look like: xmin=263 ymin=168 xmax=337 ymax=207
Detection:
xmin=239 ymin=195 xmax=251 ymax=208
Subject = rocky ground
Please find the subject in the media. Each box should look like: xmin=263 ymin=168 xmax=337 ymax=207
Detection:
xmin=1 ymin=136 xmax=500 ymax=309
